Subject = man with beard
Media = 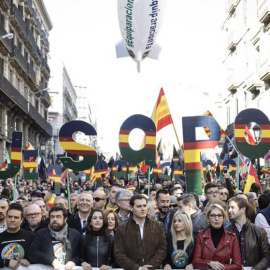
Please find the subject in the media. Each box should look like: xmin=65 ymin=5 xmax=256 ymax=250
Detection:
xmin=114 ymin=194 xmax=167 ymax=270
xmin=0 ymin=203 xmax=35 ymax=269
xmin=21 ymin=203 xmax=48 ymax=232
xmin=155 ymin=189 xmax=175 ymax=235
xmin=28 ymin=206 xmax=81 ymax=270
xmin=67 ymin=192 xmax=93 ymax=235
xmin=0 ymin=199 xmax=8 ymax=233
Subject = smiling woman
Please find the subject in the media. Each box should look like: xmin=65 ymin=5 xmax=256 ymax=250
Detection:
xmin=79 ymin=209 xmax=115 ymax=270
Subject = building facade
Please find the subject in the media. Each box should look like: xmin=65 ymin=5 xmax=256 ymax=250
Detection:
xmin=222 ymin=0 xmax=270 ymax=126
xmin=0 ymin=0 xmax=52 ymax=164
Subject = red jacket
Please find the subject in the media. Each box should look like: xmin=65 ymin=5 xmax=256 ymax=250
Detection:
xmin=192 ymin=228 xmax=242 ymax=270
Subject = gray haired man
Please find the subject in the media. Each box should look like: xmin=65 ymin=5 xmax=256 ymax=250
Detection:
xmin=116 ymin=189 xmax=133 ymax=222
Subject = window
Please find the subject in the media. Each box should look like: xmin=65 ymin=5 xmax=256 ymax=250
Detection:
xmin=0 ymin=58 xmax=4 ymax=74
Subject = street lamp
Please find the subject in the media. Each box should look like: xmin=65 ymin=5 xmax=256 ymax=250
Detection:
xmin=1 ymin=33 xmax=14 ymax=39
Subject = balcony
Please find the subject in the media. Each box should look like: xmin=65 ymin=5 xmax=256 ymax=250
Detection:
xmin=227 ymin=30 xmax=239 ymax=51
xmin=24 ymin=0 xmax=33 ymax=16
xmin=63 ymin=87 xmax=73 ymax=104
xmin=41 ymin=58 xmax=50 ymax=79
xmin=226 ymin=72 xmax=239 ymax=94
xmin=25 ymin=27 xmax=40 ymax=63
xmin=64 ymin=108 xmax=73 ymax=121
xmin=245 ymin=73 xmax=262 ymax=92
xmin=41 ymin=30 xmax=50 ymax=51
xmin=9 ymin=46 xmax=28 ymax=77
xmin=0 ymin=23 xmax=12 ymax=55
xmin=228 ymin=0 xmax=239 ymax=15
xmin=259 ymin=58 xmax=270 ymax=82
xmin=28 ymin=102 xmax=52 ymax=136
xmin=0 ymin=0 xmax=11 ymax=12
xmin=40 ymin=89 xmax=51 ymax=107
xmin=259 ymin=0 xmax=270 ymax=24
xmin=72 ymin=103 xmax=78 ymax=118
xmin=10 ymin=4 xmax=27 ymax=39
xmin=27 ymin=63 xmax=36 ymax=85
xmin=0 ymin=73 xmax=28 ymax=113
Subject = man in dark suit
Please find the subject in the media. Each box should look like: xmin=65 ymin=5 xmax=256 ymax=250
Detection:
xmin=28 ymin=206 xmax=81 ymax=270
xmin=67 ymin=192 xmax=93 ymax=235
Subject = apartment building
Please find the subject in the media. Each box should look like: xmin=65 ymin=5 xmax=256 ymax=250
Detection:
xmin=223 ymin=0 xmax=270 ymax=125
xmin=0 ymin=0 xmax=52 ymax=163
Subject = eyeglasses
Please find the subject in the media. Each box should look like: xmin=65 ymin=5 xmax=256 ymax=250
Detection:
xmin=219 ymin=192 xmax=228 ymax=196
xmin=26 ymin=212 xmax=40 ymax=218
xmin=206 ymin=191 xmax=220 ymax=195
xmin=118 ymin=199 xmax=130 ymax=202
xmin=93 ymin=197 xmax=105 ymax=202
xmin=209 ymin=214 xmax=223 ymax=219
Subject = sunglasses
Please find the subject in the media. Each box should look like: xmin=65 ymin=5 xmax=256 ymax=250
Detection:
xmin=93 ymin=197 xmax=105 ymax=202
xmin=219 ymin=192 xmax=228 ymax=196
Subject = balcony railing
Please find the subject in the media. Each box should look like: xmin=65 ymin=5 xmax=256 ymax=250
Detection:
xmin=64 ymin=108 xmax=73 ymax=121
xmin=10 ymin=45 xmax=28 ymax=76
xmin=24 ymin=0 xmax=33 ymax=15
xmin=0 ymin=0 xmax=11 ymax=12
xmin=63 ymin=87 xmax=73 ymax=105
xmin=41 ymin=58 xmax=50 ymax=78
xmin=41 ymin=89 xmax=51 ymax=107
xmin=259 ymin=0 xmax=270 ymax=24
xmin=10 ymin=4 xmax=27 ymax=38
xmin=28 ymin=103 xmax=52 ymax=136
xmin=41 ymin=30 xmax=50 ymax=51
xmin=0 ymin=23 xmax=12 ymax=54
xmin=27 ymin=63 xmax=35 ymax=84
xmin=0 ymin=73 xmax=28 ymax=113
xmin=26 ymin=27 xmax=40 ymax=62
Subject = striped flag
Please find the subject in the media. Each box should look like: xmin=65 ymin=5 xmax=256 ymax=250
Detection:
xmin=244 ymin=126 xmax=256 ymax=145
xmin=244 ymin=164 xmax=262 ymax=194
xmin=26 ymin=142 xmax=35 ymax=150
xmin=203 ymin=111 xmax=226 ymax=139
xmin=151 ymin=88 xmax=173 ymax=131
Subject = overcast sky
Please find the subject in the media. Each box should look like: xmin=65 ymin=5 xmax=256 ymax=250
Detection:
xmin=44 ymin=0 xmax=227 ymax=157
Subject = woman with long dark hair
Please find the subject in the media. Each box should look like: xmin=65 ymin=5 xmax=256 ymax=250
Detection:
xmin=79 ymin=209 xmax=114 ymax=270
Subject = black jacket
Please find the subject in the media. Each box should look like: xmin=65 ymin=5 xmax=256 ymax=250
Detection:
xmin=28 ymin=226 xmax=81 ymax=266
xmin=67 ymin=213 xmax=84 ymax=235
xmin=79 ymin=232 xmax=114 ymax=267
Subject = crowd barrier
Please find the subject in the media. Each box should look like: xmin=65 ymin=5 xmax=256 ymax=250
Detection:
xmin=1 ymin=264 xmax=268 ymax=270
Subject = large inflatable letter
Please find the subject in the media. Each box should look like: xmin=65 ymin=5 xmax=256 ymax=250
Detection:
xmin=235 ymin=108 xmax=270 ymax=159
xmin=182 ymin=116 xmax=220 ymax=194
xmin=0 ymin=132 xmax=22 ymax=179
xmin=59 ymin=121 xmax=97 ymax=171
xmin=119 ymin=114 xmax=156 ymax=166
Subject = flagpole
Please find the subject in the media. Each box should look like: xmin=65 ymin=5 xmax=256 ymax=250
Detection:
xmin=147 ymin=167 xmax=150 ymax=197
xmin=172 ymin=122 xmax=184 ymax=158
xmin=237 ymin=153 xmax=240 ymax=192
xmin=13 ymin=175 xmax=18 ymax=201
xmin=66 ymin=169 xmax=71 ymax=213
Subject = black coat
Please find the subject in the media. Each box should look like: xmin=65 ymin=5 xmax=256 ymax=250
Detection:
xmin=67 ymin=213 xmax=84 ymax=235
xmin=28 ymin=226 xmax=81 ymax=266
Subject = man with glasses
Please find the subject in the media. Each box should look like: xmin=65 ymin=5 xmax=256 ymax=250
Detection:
xmin=0 ymin=199 xmax=8 ymax=233
xmin=92 ymin=189 xmax=106 ymax=211
xmin=67 ymin=192 xmax=93 ymax=235
xmin=202 ymin=183 xmax=219 ymax=209
xmin=0 ymin=203 xmax=35 ymax=269
xmin=116 ymin=189 xmax=133 ymax=222
xmin=22 ymin=203 xmax=48 ymax=232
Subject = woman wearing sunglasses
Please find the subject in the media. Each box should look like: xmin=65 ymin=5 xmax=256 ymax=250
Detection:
xmin=79 ymin=209 xmax=114 ymax=270
xmin=193 ymin=204 xmax=242 ymax=270
xmin=164 ymin=211 xmax=194 ymax=270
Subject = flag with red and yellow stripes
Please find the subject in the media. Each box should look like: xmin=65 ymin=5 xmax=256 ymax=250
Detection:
xmin=203 ymin=111 xmax=226 ymax=139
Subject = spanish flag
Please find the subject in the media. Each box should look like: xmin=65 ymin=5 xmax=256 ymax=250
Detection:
xmin=203 ymin=111 xmax=226 ymax=139
xmin=151 ymin=88 xmax=173 ymax=131
xmin=244 ymin=164 xmax=262 ymax=194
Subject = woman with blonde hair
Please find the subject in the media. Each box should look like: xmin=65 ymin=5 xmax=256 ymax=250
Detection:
xmin=193 ymin=204 xmax=242 ymax=270
xmin=164 ymin=211 xmax=194 ymax=270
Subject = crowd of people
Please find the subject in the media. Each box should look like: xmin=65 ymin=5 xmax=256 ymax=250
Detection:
xmin=0 ymin=172 xmax=269 ymax=270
